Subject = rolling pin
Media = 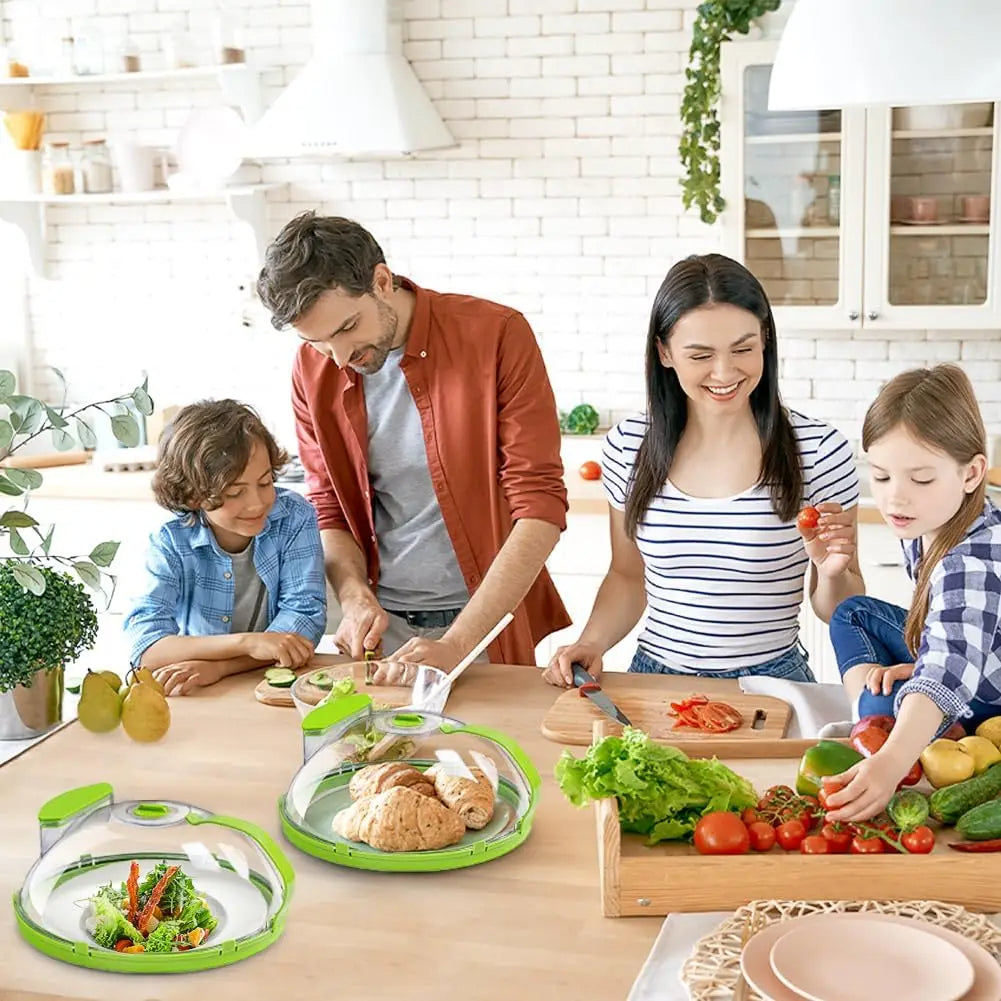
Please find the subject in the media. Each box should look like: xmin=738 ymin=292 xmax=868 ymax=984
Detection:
xmin=0 ymin=451 xmax=90 ymax=469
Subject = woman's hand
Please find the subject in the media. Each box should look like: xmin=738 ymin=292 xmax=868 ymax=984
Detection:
xmin=542 ymin=641 xmax=604 ymax=688
xmin=866 ymin=663 xmax=915 ymax=695
xmin=799 ymin=502 xmax=856 ymax=578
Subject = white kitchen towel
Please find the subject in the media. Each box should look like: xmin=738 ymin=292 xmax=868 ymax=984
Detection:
xmin=737 ymin=676 xmax=851 ymax=738
xmin=627 ymin=912 xmax=730 ymax=1001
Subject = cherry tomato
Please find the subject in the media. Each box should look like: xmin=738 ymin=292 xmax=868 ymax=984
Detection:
xmin=817 ymin=780 xmax=846 ymax=812
xmin=901 ymin=825 xmax=936 ymax=854
xmin=850 ymin=835 xmax=885 ymax=854
xmin=765 ymin=784 xmax=795 ymax=800
xmin=820 ymin=822 xmax=853 ymax=854
xmin=898 ymin=761 xmax=923 ymax=787
xmin=693 ymin=811 xmax=751 ymax=855
xmin=747 ymin=821 xmax=777 ymax=852
xmin=797 ymin=505 xmax=820 ymax=532
xmin=741 ymin=807 xmax=760 ymax=826
xmin=800 ymin=834 xmax=831 ymax=855
xmin=775 ymin=819 xmax=808 ymax=851
xmin=578 ymin=460 xmax=601 ymax=481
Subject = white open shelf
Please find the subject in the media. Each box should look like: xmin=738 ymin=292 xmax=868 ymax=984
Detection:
xmin=0 ymin=64 xmax=262 ymax=121
xmin=745 ymin=227 xmax=840 ymax=238
xmin=891 ymin=126 xmax=994 ymax=141
xmin=0 ymin=183 xmax=283 ymax=273
xmin=889 ymin=223 xmax=990 ymax=236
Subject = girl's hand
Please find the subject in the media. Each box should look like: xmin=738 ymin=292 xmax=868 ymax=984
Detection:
xmin=799 ymin=502 xmax=856 ymax=578
xmin=821 ymin=750 xmax=911 ymax=822
xmin=542 ymin=641 xmax=604 ymax=688
xmin=866 ymin=663 xmax=915 ymax=695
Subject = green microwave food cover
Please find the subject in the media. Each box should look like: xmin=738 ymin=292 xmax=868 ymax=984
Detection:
xmin=14 ymin=783 xmax=295 ymax=973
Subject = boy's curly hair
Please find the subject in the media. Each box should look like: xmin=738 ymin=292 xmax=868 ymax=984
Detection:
xmin=152 ymin=399 xmax=289 ymax=517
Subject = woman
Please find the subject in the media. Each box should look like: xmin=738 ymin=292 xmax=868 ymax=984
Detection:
xmin=543 ymin=254 xmax=864 ymax=687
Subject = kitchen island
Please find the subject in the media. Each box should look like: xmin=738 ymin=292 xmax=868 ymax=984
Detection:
xmin=0 ymin=660 xmax=660 ymax=1001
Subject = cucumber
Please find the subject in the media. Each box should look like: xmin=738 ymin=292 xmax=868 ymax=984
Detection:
xmin=956 ymin=800 xmax=1001 ymax=841
xmin=311 ymin=672 xmax=333 ymax=690
xmin=928 ymin=761 xmax=1001 ymax=824
xmin=264 ymin=668 xmax=296 ymax=688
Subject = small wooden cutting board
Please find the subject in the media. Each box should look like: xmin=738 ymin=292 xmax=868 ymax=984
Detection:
xmin=540 ymin=672 xmax=791 ymax=746
xmin=253 ymin=654 xmax=354 ymax=707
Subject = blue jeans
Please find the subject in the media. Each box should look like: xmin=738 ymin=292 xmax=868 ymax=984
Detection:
xmin=629 ymin=643 xmax=816 ymax=683
xmin=829 ymin=595 xmax=996 ymax=726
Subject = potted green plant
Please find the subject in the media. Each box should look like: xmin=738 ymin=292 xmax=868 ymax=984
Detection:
xmin=680 ymin=0 xmax=782 ymax=224
xmin=0 ymin=367 xmax=153 ymax=740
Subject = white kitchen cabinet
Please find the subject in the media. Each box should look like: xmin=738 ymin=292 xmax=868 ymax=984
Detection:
xmin=720 ymin=41 xmax=1001 ymax=331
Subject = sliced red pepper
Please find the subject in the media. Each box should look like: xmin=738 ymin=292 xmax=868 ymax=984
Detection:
xmin=114 ymin=938 xmax=131 ymax=952
xmin=948 ymin=839 xmax=1001 ymax=852
xmin=136 ymin=865 xmax=179 ymax=934
xmin=125 ymin=860 xmax=140 ymax=926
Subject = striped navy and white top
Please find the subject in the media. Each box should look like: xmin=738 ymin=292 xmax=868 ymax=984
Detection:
xmin=602 ymin=411 xmax=859 ymax=673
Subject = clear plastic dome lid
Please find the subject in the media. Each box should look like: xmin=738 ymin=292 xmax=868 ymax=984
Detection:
xmin=14 ymin=783 xmax=294 ymax=973
xmin=279 ymin=694 xmax=540 ymax=871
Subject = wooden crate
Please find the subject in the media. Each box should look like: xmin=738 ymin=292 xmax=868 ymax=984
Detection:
xmin=590 ymin=722 xmax=1001 ymax=917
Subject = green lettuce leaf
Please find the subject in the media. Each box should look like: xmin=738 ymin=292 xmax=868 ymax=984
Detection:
xmin=555 ymin=727 xmax=757 ymax=844
xmin=88 ymin=895 xmax=142 ymax=949
xmin=144 ymin=919 xmax=181 ymax=953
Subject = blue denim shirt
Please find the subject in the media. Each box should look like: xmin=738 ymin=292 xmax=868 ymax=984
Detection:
xmin=124 ymin=488 xmax=327 ymax=666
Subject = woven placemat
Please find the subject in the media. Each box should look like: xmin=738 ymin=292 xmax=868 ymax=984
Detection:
xmin=681 ymin=899 xmax=1001 ymax=1001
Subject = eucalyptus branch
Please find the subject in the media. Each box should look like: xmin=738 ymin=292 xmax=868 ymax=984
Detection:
xmin=5 ymin=393 xmax=134 ymax=456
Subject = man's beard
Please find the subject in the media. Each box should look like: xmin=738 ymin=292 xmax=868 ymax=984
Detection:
xmin=350 ymin=298 xmax=399 ymax=375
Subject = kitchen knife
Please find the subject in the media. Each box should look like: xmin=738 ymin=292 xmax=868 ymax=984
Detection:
xmin=571 ymin=662 xmax=632 ymax=727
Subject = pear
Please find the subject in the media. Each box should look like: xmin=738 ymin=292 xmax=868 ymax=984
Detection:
xmin=98 ymin=670 xmax=123 ymax=692
xmin=121 ymin=682 xmax=171 ymax=743
xmin=77 ymin=671 xmax=123 ymax=734
xmin=132 ymin=666 xmax=165 ymax=696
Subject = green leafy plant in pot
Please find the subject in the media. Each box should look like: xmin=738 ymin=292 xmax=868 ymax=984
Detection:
xmin=680 ymin=0 xmax=782 ymax=224
xmin=0 ymin=367 xmax=154 ymax=739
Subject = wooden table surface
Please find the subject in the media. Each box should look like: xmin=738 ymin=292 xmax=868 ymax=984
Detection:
xmin=0 ymin=659 xmax=664 ymax=1001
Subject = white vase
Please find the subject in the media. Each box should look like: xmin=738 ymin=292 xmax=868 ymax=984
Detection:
xmin=753 ymin=1 xmax=796 ymax=40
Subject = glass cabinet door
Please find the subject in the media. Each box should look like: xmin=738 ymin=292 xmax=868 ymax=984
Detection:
xmin=720 ymin=43 xmax=864 ymax=328
xmin=871 ymin=103 xmax=997 ymax=320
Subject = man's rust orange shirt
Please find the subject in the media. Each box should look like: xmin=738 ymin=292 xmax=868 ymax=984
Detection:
xmin=291 ymin=278 xmax=571 ymax=665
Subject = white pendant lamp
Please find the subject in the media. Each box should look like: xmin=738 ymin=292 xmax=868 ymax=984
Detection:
xmin=769 ymin=0 xmax=1001 ymax=110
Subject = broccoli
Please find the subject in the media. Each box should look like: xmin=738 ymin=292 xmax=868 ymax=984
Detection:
xmin=559 ymin=403 xmax=600 ymax=435
xmin=143 ymin=919 xmax=181 ymax=954
xmin=89 ymin=895 xmax=142 ymax=950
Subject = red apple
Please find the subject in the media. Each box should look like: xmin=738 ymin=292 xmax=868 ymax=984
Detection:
xmin=941 ymin=721 xmax=967 ymax=741
xmin=850 ymin=714 xmax=895 ymax=740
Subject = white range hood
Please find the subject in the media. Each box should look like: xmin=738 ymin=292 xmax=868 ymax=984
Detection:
xmin=249 ymin=0 xmax=456 ymax=158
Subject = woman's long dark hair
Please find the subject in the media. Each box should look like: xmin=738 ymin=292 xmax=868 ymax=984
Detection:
xmin=624 ymin=254 xmax=802 ymax=536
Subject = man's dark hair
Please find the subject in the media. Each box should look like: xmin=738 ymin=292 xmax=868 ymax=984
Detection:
xmin=256 ymin=211 xmax=387 ymax=329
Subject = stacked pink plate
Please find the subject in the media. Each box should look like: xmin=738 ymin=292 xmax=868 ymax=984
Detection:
xmin=740 ymin=912 xmax=1000 ymax=1001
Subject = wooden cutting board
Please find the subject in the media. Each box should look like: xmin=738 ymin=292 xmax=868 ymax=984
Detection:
xmin=540 ymin=672 xmax=791 ymax=746
xmin=253 ymin=654 xmax=355 ymax=707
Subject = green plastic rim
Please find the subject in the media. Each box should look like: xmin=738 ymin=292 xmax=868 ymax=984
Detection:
xmin=12 ymin=817 xmax=295 ymax=973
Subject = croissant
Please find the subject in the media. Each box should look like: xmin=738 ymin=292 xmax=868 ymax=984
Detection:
xmin=349 ymin=762 xmax=435 ymax=801
xmin=332 ymin=786 xmax=466 ymax=852
xmin=425 ymin=764 xmax=495 ymax=830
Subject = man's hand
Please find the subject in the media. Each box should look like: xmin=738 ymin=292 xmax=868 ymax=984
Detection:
xmin=334 ymin=591 xmax=389 ymax=660
xmin=240 ymin=632 xmax=315 ymax=668
xmin=388 ymin=635 xmax=463 ymax=671
xmin=799 ymin=502 xmax=856 ymax=579
xmin=866 ymin=663 xmax=915 ymax=695
xmin=152 ymin=660 xmax=231 ymax=697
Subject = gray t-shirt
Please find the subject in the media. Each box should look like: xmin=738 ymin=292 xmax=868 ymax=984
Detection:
xmin=364 ymin=347 xmax=468 ymax=611
xmin=229 ymin=541 xmax=268 ymax=633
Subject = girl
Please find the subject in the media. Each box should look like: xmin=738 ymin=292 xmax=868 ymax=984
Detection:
xmin=825 ymin=365 xmax=1000 ymax=821
xmin=543 ymin=254 xmax=863 ymax=687
xmin=123 ymin=399 xmax=327 ymax=696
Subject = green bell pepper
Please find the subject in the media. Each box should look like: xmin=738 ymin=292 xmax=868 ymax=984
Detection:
xmin=796 ymin=740 xmax=864 ymax=797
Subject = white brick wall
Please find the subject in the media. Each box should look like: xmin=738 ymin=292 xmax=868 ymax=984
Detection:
xmin=1 ymin=0 xmax=999 ymax=455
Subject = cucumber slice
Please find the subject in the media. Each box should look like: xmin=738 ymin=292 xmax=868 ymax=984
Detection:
xmin=264 ymin=668 xmax=296 ymax=688
xmin=311 ymin=672 xmax=333 ymax=690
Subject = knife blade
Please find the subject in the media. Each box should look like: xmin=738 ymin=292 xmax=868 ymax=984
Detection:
xmin=571 ymin=662 xmax=632 ymax=726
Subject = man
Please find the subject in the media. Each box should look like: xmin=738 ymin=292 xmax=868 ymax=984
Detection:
xmin=257 ymin=212 xmax=570 ymax=668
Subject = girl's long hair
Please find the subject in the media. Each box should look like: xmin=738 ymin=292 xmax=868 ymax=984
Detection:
xmin=862 ymin=365 xmax=988 ymax=654
xmin=625 ymin=254 xmax=801 ymax=536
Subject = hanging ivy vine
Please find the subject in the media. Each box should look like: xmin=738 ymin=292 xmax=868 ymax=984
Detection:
xmin=680 ymin=0 xmax=782 ymax=225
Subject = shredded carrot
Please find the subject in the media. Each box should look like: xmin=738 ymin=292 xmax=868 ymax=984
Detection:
xmin=136 ymin=865 xmax=178 ymax=934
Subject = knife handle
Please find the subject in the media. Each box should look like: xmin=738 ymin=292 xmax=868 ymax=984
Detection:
xmin=571 ymin=661 xmax=596 ymax=690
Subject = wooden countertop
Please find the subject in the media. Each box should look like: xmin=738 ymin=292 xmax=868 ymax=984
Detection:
xmin=0 ymin=660 xmax=660 ymax=1000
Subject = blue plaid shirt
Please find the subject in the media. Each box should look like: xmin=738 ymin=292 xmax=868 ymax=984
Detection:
xmin=894 ymin=499 xmax=1001 ymax=723
xmin=124 ymin=488 xmax=327 ymax=666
